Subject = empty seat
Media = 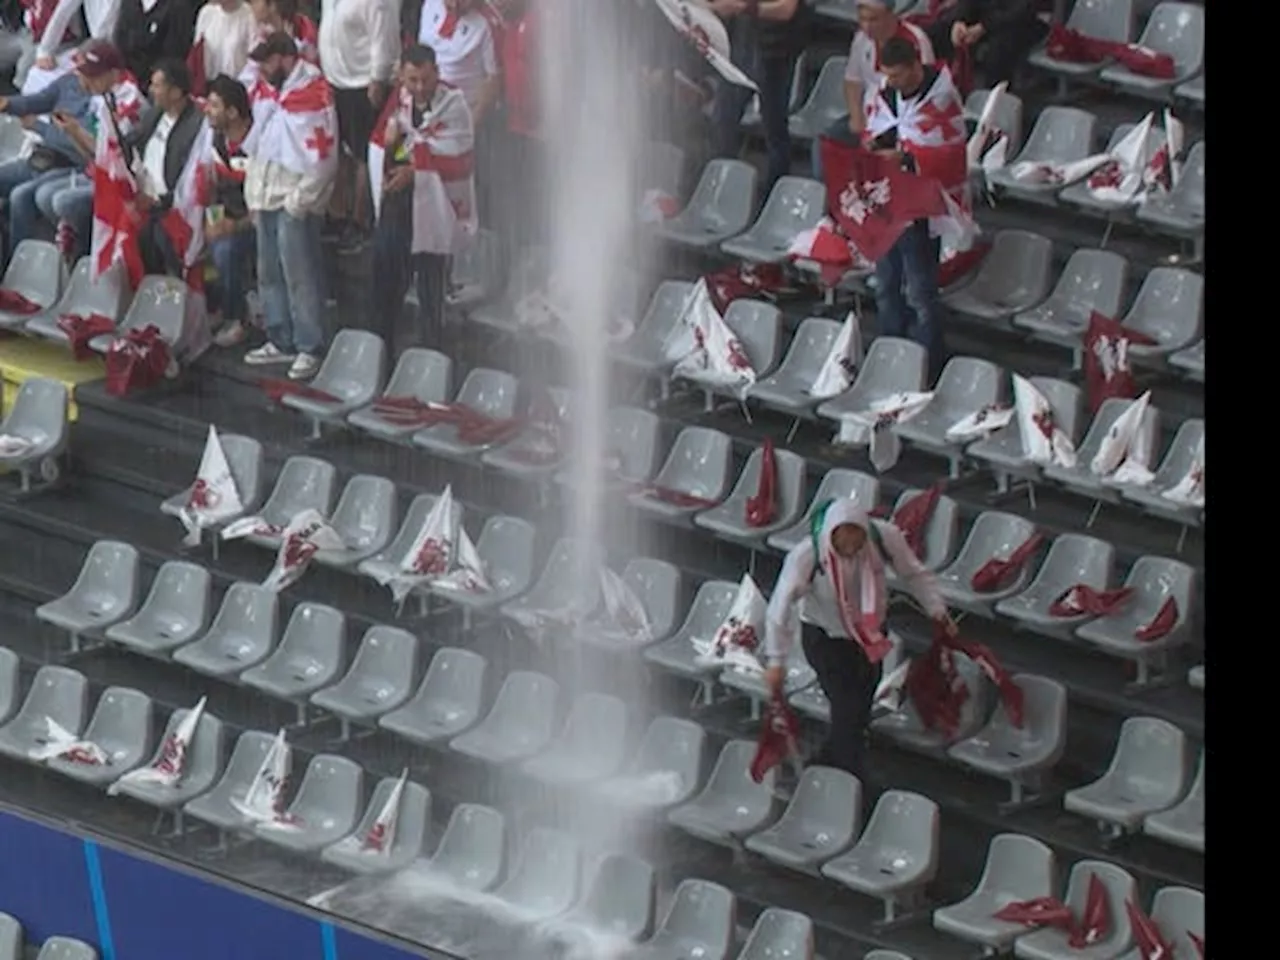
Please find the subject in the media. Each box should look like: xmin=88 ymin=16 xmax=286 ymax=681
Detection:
xmin=695 ymin=446 xmax=807 ymax=542
xmin=964 ymin=86 xmax=1025 ymax=151
xmin=611 ymin=281 xmax=695 ymax=377
xmin=821 ymin=790 xmax=940 ymax=923
xmin=522 ymin=692 xmax=628 ymax=785
xmin=239 ymin=602 xmax=346 ymax=714
xmin=36 ymin=540 xmax=141 ymax=648
xmin=105 ymin=560 xmax=212 ymax=656
xmin=173 ymin=582 xmax=279 ymax=678
xmin=1064 ymin=717 xmax=1188 ymax=834
xmin=987 ymin=107 xmax=1097 ymax=199
xmin=721 ymin=176 xmax=827 ymax=263
xmin=255 ymin=754 xmax=364 ymax=853
xmin=26 ymin=257 xmax=128 ymax=342
xmin=310 ymin=626 xmax=418 ymax=738
xmin=501 ymin=537 xmax=596 ymax=633
xmin=1143 ymin=750 xmax=1203 ymax=853
xmin=0 ymin=912 xmax=19 ymax=960
xmin=449 ymin=670 xmax=559 ymax=764
xmin=596 ymin=715 xmax=706 ymax=814
xmin=749 ymin=316 xmax=843 ymax=416
xmin=420 ymin=802 xmax=505 ymax=891
xmin=1027 ymin=0 xmax=1133 ymax=77
xmin=0 ymin=665 xmax=88 ymax=760
xmin=34 ymin=938 xmax=97 ymax=960
xmin=310 ymin=474 xmax=397 ymax=568
xmin=948 ymin=675 xmax=1068 ymax=805
xmin=768 ymin=469 xmax=880 ymax=554
xmin=1013 ymin=249 xmax=1129 ymax=349
xmin=0 ymin=377 xmax=67 ymax=492
xmin=160 ymin=434 xmax=264 ymax=526
xmin=281 ymin=329 xmax=386 ymax=437
xmin=1100 ymin=2 xmax=1203 ymax=95
xmin=46 ymin=687 xmax=153 ymax=787
xmin=577 ymin=557 xmax=682 ymax=648
xmin=1042 ymin=397 xmax=1161 ymax=502
xmin=447 ymin=227 xmax=498 ymax=306
xmin=936 ymin=512 xmax=1042 ymax=616
xmin=470 ymin=245 xmax=547 ymax=333
xmin=182 ymin=729 xmax=277 ymax=832
xmin=884 ymin=488 xmax=959 ymax=576
xmin=895 ymin=357 xmax=1004 ymax=474
xmin=246 ymin=456 xmax=337 ymax=547
xmin=934 ymin=834 xmax=1057 ymax=953
xmin=1118 ymin=267 xmax=1202 ymax=362
xmin=745 ymin=766 xmax=861 ymax=871
xmin=631 ymin=879 xmax=735 ymax=960
xmin=563 ymin=853 xmax=656 ymax=943
xmin=815 ymin=337 xmax=928 ymax=426
xmin=658 ymin=159 xmax=758 ymax=250
xmin=1118 ymin=418 xmax=1203 ymax=525
xmin=1167 ymin=338 xmax=1204 ymax=382
xmin=481 ymin=387 xmax=572 ymax=478
xmin=558 ymin=406 xmax=662 ymax=492
xmin=412 ymin=367 xmax=520 ymax=460
xmin=668 ymin=739 xmax=777 ymax=847
xmin=347 ymin=348 xmax=452 ymax=440
xmin=967 ymin=377 xmax=1083 ymax=491
xmin=429 ymin=514 xmax=538 ymax=612
xmin=0 ymin=647 xmax=17 ymax=725
xmin=378 ymin=646 xmax=486 ymax=746
xmin=738 ymin=909 xmax=813 ymax=960
xmin=995 ymin=534 xmax=1116 ymax=640
xmin=321 ymin=776 xmax=431 ymax=874
xmin=643 ymin=579 xmax=739 ymax=682
xmin=491 ymin=827 xmax=581 ymax=920
xmin=628 ymin=427 xmax=733 ymax=525
xmin=0 ymin=239 xmax=62 ymax=328
xmin=788 ymin=56 xmax=849 ymax=141
xmin=1174 ymin=71 xmax=1203 ymax=104
xmin=89 ymin=275 xmax=185 ymax=355
xmin=1060 ymin=124 xmax=1166 ymax=214
xmin=943 ymin=230 xmax=1054 ymax=324
xmin=111 ymin=708 xmax=224 ymax=811
xmin=1014 ymin=860 xmax=1136 ymax=960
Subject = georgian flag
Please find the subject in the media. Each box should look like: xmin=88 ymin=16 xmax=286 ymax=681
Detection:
xmin=1085 ymin=113 xmax=1157 ymax=206
xmin=431 ymin=527 xmax=492 ymax=596
xmin=946 ymin=404 xmax=1015 ymax=443
xmin=809 ymin=311 xmax=864 ymax=400
xmin=598 ymin=567 xmax=653 ymax=645
xmin=694 ymin=573 xmax=767 ymax=673
xmin=1012 ymin=374 xmax=1077 ymax=468
xmin=90 ymin=98 xmax=145 ymax=285
xmin=262 ymin=509 xmax=346 ymax=592
xmin=1091 ymin=391 xmax=1154 ymax=478
xmin=361 ymin=769 xmax=410 ymax=855
xmin=174 ymin=425 xmax=244 ymax=546
xmin=834 ymin=391 xmax=935 ymax=473
xmin=28 ymin=716 xmax=110 ymax=765
xmin=666 ymin=279 xmax=757 ymax=397
xmin=864 ymin=66 xmax=970 ymax=198
xmin=966 ymin=80 xmax=1012 ymax=177
xmin=368 ymin=485 xmax=460 ymax=606
xmin=242 ymin=58 xmax=339 ymax=182
xmin=239 ymin=14 xmax=321 ymax=99
xmin=1161 ymin=436 xmax=1204 ymax=508
xmin=787 ymin=218 xmax=868 ymax=288
xmin=1009 ymin=154 xmax=1110 ymax=188
xmin=109 ymin=696 xmax=207 ymax=795
xmin=232 ymin=728 xmax=300 ymax=830
xmin=651 ymin=0 xmax=758 ymax=91
xmin=1142 ymin=109 xmax=1185 ymax=194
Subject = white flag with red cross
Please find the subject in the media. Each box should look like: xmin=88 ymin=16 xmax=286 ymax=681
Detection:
xmin=241 ymin=58 xmax=340 ymax=183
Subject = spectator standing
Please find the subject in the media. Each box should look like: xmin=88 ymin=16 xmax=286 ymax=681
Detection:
xmin=115 ymin=0 xmax=200 ymax=83
xmin=34 ymin=0 xmax=123 ymax=74
xmin=316 ymin=0 xmax=398 ymax=253
xmin=928 ymin=0 xmax=1043 ymax=87
xmin=245 ymin=0 xmax=318 ymax=78
xmin=191 ymin=0 xmax=257 ymax=86
xmin=203 ymin=73 xmax=257 ymax=347
xmin=492 ymin=0 xmax=540 ymax=249
xmin=240 ymin=32 xmax=338 ymax=380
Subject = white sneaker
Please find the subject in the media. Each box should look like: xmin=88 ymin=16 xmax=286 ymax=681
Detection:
xmin=288 ymin=352 xmax=320 ymax=380
xmin=245 ymin=343 xmax=295 ymax=366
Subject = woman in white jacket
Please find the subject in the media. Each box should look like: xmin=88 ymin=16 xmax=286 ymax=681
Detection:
xmin=764 ymin=497 xmax=955 ymax=781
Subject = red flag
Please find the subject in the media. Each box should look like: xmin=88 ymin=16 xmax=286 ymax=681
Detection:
xmin=1112 ymin=44 xmax=1176 ymax=79
xmin=1125 ymin=899 xmax=1175 ymax=960
xmin=186 ymin=38 xmax=207 ymax=97
xmin=750 ymin=691 xmax=801 ymax=783
xmin=1045 ymin=23 xmax=1113 ymax=62
xmin=745 ymin=439 xmax=777 ymax=528
xmin=1134 ymin=596 xmax=1179 ymax=642
xmin=1068 ymin=874 xmax=1112 ymax=949
xmin=57 ymin=312 xmax=117 ymax=361
xmin=105 ymin=326 xmax=171 ymax=397
xmin=891 ymin=482 xmax=943 ymax=558
xmin=971 ymin=533 xmax=1045 ymax=593
xmin=0 ymin=289 xmax=42 ymax=314
xmin=993 ymin=896 xmax=1075 ymax=930
xmin=1083 ymin=312 xmax=1159 ymax=413
xmin=704 ymin=263 xmax=784 ymax=315
xmin=1050 ymin=585 xmax=1135 ymax=618
xmin=948 ymin=633 xmax=1025 ymax=728
xmin=1187 ymin=932 xmax=1205 ymax=958
xmin=262 ymin=379 xmax=341 ymax=404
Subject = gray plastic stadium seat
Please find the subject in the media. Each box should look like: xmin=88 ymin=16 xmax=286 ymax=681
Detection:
xmin=89 ymin=275 xmax=185 ymax=355
xmin=46 ymin=687 xmax=153 ymax=786
xmin=964 ymin=87 xmax=1025 ymax=152
xmin=1118 ymin=418 xmax=1203 ymax=525
xmin=357 ymin=492 xmax=449 ymax=586
xmin=948 ymin=675 xmax=1068 ymax=805
xmin=26 ymin=257 xmax=128 ymax=342
xmin=789 ymin=56 xmax=849 ymax=141
xmin=1015 ymin=861 xmax=1136 ymax=960
xmin=742 ymin=53 xmax=807 ymax=130
xmin=106 ymin=561 xmax=212 ymax=657
xmin=347 ymin=348 xmax=452 ymax=440
xmin=643 ymin=580 xmax=739 ymax=682
xmin=421 ymin=803 xmax=505 ymax=891
xmin=173 ymin=582 xmax=279 ymax=678
xmin=885 ymin=488 xmax=959 ymax=575
xmin=659 ymin=159 xmax=758 ymax=250
xmin=821 ymin=790 xmax=940 ymax=923
xmin=681 ymin=298 xmax=783 ymax=402
xmin=643 ymin=140 xmax=685 ymax=198
xmin=745 ymin=766 xmax=861 ymax=872
xmin=0 ymin=665 xmax=88 ymax=760
xmin=1075 ymin=556 xmax=1195 ymax=680
xmin=668 ymin=739 xmax=776 ymax=847
xmin=321 ymin=776 xmax=430 ymax=874
xmin=768 ymin=469 xmax=880 ymax=554
xmin=628 ymin=427 xmax=733 ymax=525
xmin=987 ymin=108 xmax=1097 ymax=200
xmin=1028 ymin=0 xmax=1133 ymax=77
xmin=578 ymin=557 xmax=682 ymax=648
xmin=1117 ymin=888 xmax=1203 ymax=960
xmin=522 ymin=692 xmax=628 ymax=786
xmin=35 ymin=938 xmax=97 ymax=960
xmin=1119 ymin=267 xmax=1202 ymax=363
xmin=113 ymin=708 xmax=224 ymax=810
xmin=161 ymin=434 xmax=264 ymax=526
xmin=412 ymin=367 xmax=520 ymax=460
xmin=944 ymin=231 xmax=1054 ymax=324
xmin=995 ymin=534 xmax=1115 ymax=640
xmin=0 ymin=912 xmax=18 ymax=960
xmin=695 ymin=446 xmax=806 ymax=543
xmin=967 ymin=378 xmax=1083 ymax=491
xmin=722 ymin=633 xmax=815 ymax=704
xmin=1174 ymin=70 xmax=1203 ymax=104
xmin=310 ymin=474 xmax=396 ymax=568
xmin=1143 ymin=750 xmax=1203 ymax=853
xmin=872 ymin=653 xmax=988 ymax=751
xmin=1060 ymin=124 xmax=1165 ymax=214
xmin=749 ymin=316 xmax=843 ymax=416
xmin=501 ymin=537 xmax=596 ymax=631
xmin=239 ymin=602 xmax=345 ymax=711
xmin=447 ymin=228 xmax=498 ymax=307
xmin=1064 ymin=717 xmax=1188 ymax=834
xmin=632 ymin=879 xmax=735 ymax=960
xmin=895 ymin=358 xmax=1004 ymax=476
xmin=430 ymin=515 xmax=537 ymax=612
xmin=182 ymin=729 xmax=275 ymax=832
xmin=721 ymin=176 xmax=827 ymax=263
xmin=1100 ymin=2 xmax=1203 ymax=94
xmin=449 ymin=670 xmax=559 ymax=764
xmin=36 ymin=541 xmax=140 ymax=646
xmin=815 ymin=0 xmax=857 ymax=20
xmin=0 ymin=647 xmax=18 ymax=725
xmin=1043 ymin=398 xmax=1161 ymax=501
xmin=1013 ymin=249 xmax=1129 ymax=349
xmin=1186 ymin=665 xmax=1203 ymax=690
xmin=256 ymin=754 xmax=363 ymax=853
xmin=281 ymin=329 xmax=386 ymax=435
xmin=0 ymin=239 xmax=62 ymax=328
xmin=815 ymin=337 xmax=927 ymax=426
xmin=564 ymin=853 xmax=656 ymax=943
xmin=934 ymin=834 xmax=1057 ymax=953
xmin=0 ymin=377 xmax=67 ymax=491
xmin=247 ymin=455 xmax=337 ymax=547
xmin=1167 ymin=338 xmax=1204 ymax=382
xmin=611 ymin=280 xmax=695 ymax=377
xmin=556 ymin=406 xmax=662 ymax=491
xmin=480 ymin=387 xmax=571 ymax=478
xmin=470 ymin=245 xmax=547 ymax=334
xmin=739 ymin=909 xmax=813 ymax=960
xmin=310 ymin=626 xmax=418 ymax=736
xmin=596 ymin=716 xmax=706 ymax=814
xmin=379 ymin=647 xmax=486 ymax=746
xmin=492 ymin=827 xmax=581 ymax=920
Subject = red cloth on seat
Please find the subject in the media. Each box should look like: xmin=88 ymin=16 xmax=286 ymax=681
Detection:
xmin=1049 ymin=585 xmax=1134 ymax=618
xmin=105 ymin=325 xmax=171 ymax=397
xmin=57 ymin=312 xmax=117 ymax=361
xmin=971 ymin=532 xmax=1045 ymax=593
xmin=261 ymin=379 xmax=341 ymax=404
xmin=1134 ymin=596 xmax=1178 ymax=642
xmin=0 ymin=289 xmax=42 ymax=314
xmin=745 ymin=438 xmax=777 ymax=528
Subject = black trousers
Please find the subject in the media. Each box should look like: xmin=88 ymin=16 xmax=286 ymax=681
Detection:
xmin=371 ymin=187 xmax=450 ymax=354
xmin=927 ymin=14 xmax=1048 ymax=87
xmin=802 ymin=621 xmax=883 ymax=783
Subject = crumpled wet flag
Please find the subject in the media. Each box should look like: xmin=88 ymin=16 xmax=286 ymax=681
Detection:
xmin=1049 ymin=584 xmax=1134 ymax=618
xmin=430 ymin=526 xmax=493 ymax=597
xmin=1125 ymin=898 xmax=1175 ymax=960
xmin=28 ymin=716 xmax=111 ymax=765
xmin=903 ymin=622 xmax=1023 ymax=740
xmin=693 ymin=574 xmax=766 ymax=674
xmin=1134 ymin=596 xmax=1179 ymax=643
xmin=1013 ymin=374 xmax=1077 ymax=468
xmin=966 ymin=80 xmax=1012 ymax=182
xmin=367 ymin=485 xmax=459 ymax=607
xmin=361 ymin=768 xmax=409 ymax=854
xmin=231 ymin=727 xmax=301 ymax=830
xmin=1091 ymin=391 xmax=1154 ymax=480
xmin=808 ymin=310 xmax=863 ymax=400
xmin=57 ymin=312 xmax=116 ymax=361
xmin=970 ymin=532 xmax=1044 ymax=593
xmin=1044 ymin=22 xmax=1176 ymax=77
xmin=749 ymin=690 xmax=802 ymax=783
xmin=105 ymin=324 xmax=172 ymax=397
xmin=174 ymin=424 xmax=245 ymax=547
xmin=1161 ymin=435 xmax=1204 ymax=508
xmin=834 ymin=391 xmax=934 ymax=473
xmin=945 ymin=403 xmax=1014 ymax=444
xmin=109 ymin=696 xmax=207 ymax=795
xmin=262 ymin=509 xmax=347 ymax=592
xmin=666 ymin=279 xmax=758 ymax=398
xmin=744 ymin=438 xmax=777 ymax=528
xmin=594 ymin=566 xmax=653 ymax=646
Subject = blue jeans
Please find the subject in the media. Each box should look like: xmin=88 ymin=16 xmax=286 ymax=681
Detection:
xmin=50 ymin=182 xmax=94 ymax=260
xmin=209 ymin=227 xmax=256 ymax=323
xmin=255 ymin=208 xmax=325 ymax=355
xmin=713 ymin=34 xmax=798 ymax=194
xmin=875 ymin=219 xmax=945 ymax=377
xmin=9 ymin=167 xmax=73 ymax=249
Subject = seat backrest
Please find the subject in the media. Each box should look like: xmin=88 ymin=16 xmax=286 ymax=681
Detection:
xmin=754 ymin=177 xmax=827 ymax=240
xmin=852 ymin=337 xmax=927 ymax=395
xmin=482 ymin=671 xmax=559 ymax=735
xmin=654 ymin=427 xmax=731 ymax=495
xmin=657 ymin=879 xmax=735 ymax=950
xmin=575 ymin=853 xmax=656 ymax=938
xmin=632 ymin=716 xmax=706 ymax=783
xmin=278 ymin=602 xmax=346 ymax=663
xmin=860 ymin=790 xmax=939 ymax=858
xmin=474 ymin=515 xmax=536 ymax=592
xmin=607 ymin=407 xmax=661 ymax=482
xmin=3 ymin=239 xmax=62 ymax=304
xmin=786 ymin=765 xmax=860 ymax=830
xmin=1036 ymin=533 xmax=1113 ymax=589
xmin=980 ymin=833 xmax=1056 ymax=900
xmin=383 ymin=494 xmax=448 ymax=559
xmin=431 ymin=803 xmax=505 ymax=882
xmin=1125 ymin=555 xmax=1195 ymax=618
xmin=0 ymin=647 xmax=19 ymax=722
xmin=956 ymin=511 xmax=1037 ymax=571
xmin=779 ymin=316 xmax=842 ymax=378
xmin=291 ymin=754 xmax=363 ymax=822
xmin=328 ymin=474 xmax=396 ymax=547
xmin=1018 ymin=106 xmax=1096 ymax=164
xmin=264 ymin=456 xmax=336 ymax=520
xmin=346 ymin=626 xmax=418 ymax=688
xmin=1078 ymin=397 xmax=1155 ymax=458
xmin=85 ymin=686 xmax=152 ymax=752
xmin=1054 ymin=249 xmax=1128 ymax=317
xmin=637 ymin=281 xmax=695 ymax=342
xmin=495 ymin=827 xmax=580 ymax=910
xmin=977 ymin=231 xmax=1053 ymax=295
xmin=967 ymin=86 xmax=1025 ymax=149
xmin=1064 ymin=861 xmax=1137 ymax=940
xmin=313 ymin=329 xmax=385 ymax=400
xmin=621 ymin=558 xmax=682 ymax=638
xmin=4 ymin=377 xmax=67 ymax=444
xmin=1140 ymin=2 xmax=1204 ymax=68
xmin=1109 ymin=716 xmax=1186 ymax=789
xmin=1171 ymin=141 xmax=1204 ymax=215
xmin=723 ymin=299 xmax=782 ymax=374
xmin=175 ymin=710 xmax=225 ymax=785
xmin=19 ymin=665 xmax=88 ymax=729
xmin=728 ymin=446 xmax=804 ymax=508
xmin=812 ymin=468 xmax=880 ymax=515
xmin=454 ymin=368 xmax=518 ymax=419
xmin=740 ymin=909 xmax=813 ymax=959
xmin=1151 ymin=886 xmax=1203 ymax=953
xmin=219 ymin=435 xmax=264 ymax=509
xmin=1066 ymin=0 xmax=1133 ymax=42
xmin=932 ymin=356 xmax=1004 ymax=413
xmin=217 ymin=730 xmax=276 ymax=793
xmin=1125 ymin=268 xmax=1202 ymax=341
xmin=687 ymin=158 xmax=757 ymax=227
xmin=677 ymin=580 xmax=739 ymax=641
xmin=420 ymin=647 xmax=486 ymax=711
xmin=209 ymin=582 xmax=278 ymax=644
xmin=530 ymin=537 xmax=596 ymax=610
xmin=122 ymin=275 xmax=186 ymax=342
xmin=802 ymin=55 xmax=850 ymax=118
xmin=703 ymin=739 xmax=773 ymax=798
xmin=1028 ymin=376 xmax=1084 ymax=441
xmin=71 ymin=540 xmax=139 ymax=601
xmin=642 ymin=140 xmax=685 ymax=196
xmin=382 ymin=348 xmax=452 ymax=406
xmin=1153 ymin=418 xmax=1203 ymax=487
xmin=35 ymin=937 xmax=98 ymax=960
xmin=0 ymin=911 xmax=20 ymax=959
xmin=353 ymin=777 xmax=430 ymax=856
xmin=554 ymin=692 xmax=628 ymax=760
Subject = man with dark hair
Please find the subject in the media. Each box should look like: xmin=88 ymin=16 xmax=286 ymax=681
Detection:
xmin=204 ymin=73 xmax=257 ymax=347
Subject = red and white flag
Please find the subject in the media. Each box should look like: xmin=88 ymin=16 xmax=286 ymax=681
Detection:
xmin=109 ymin=696 xmax=207 ymax=794
xmin=369 ymin=82 xmax=477 ymax=256
xmin=598 ymin=567 xmax=653 ymax=645
xmin=1008 ymin=153 xmax=1109 ymax=188
xmin=809 ymin=310 xmax=864 ymax=399
xmin=240 ymin=14 xmax=321 ymax=100
xmin=1142 ymin=109 xmax=1185 ymax=194
xmin=1161 ymin=435 xmax=1204 ymax=508
xmin=1085 ymin=113 xmax=1157 ymax=206
xmin=368 ymin=485 xmax=460 ymax=606
xmin=29 ymin=716 xmax=110 ymax=765
xmin=431 ymin=526 xmax=492 ymax=596
xmin=695 ymin=574 xmax=766 ymax=673
xmin=1091 ymin=391 xmax=1154 ymax=479
xmin=966 ymin=80 xmax=1011 ymax=177
xmin=787 ymin=217 xmax=868 ymax=287
xmin=263 ymin=509 xmax=346 ymax=592
xmin=232 ymin=728 xmax=301 ymax=830
xmin=667 ymin=280 xmax=757 ymax=397
xmin=651 ymin=0 xmax=758 ymax=90
xmin=834 ymin=391 xmax=935 ymax=472
xmin=946 ymin=403 xmax=1014 ymax=443
xmin=361 ymin=768 xmax=410 ymax=855
xmin=174 ymin=425 xmax=245 ymax=546
xmin=242 ymin=58 xmax=339 ymax=184
xmin=1013 ymin=374 xmax=1077 ymax=468
xmin=89 ymin=81 xmax=148 ymax=285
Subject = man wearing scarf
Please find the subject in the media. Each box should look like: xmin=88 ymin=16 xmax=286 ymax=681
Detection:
xmin=764 ymin=498 xmax=955 ymax=780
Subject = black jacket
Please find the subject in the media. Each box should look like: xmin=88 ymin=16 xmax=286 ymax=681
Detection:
xmin=955 ymin=0 xmax=1039 ymax=32
xmin=114 ymin=0 xmax=200 ymax=84
xmin=125 ymin=100 xmax=206 ymax=205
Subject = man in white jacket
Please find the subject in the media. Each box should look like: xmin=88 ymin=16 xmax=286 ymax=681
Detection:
xmin=764 ymin=498 xmax=954 ymax=780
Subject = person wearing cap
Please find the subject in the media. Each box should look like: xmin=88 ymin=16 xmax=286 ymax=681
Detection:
xmin=32 ymin=0 xmax=123 ymax=76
